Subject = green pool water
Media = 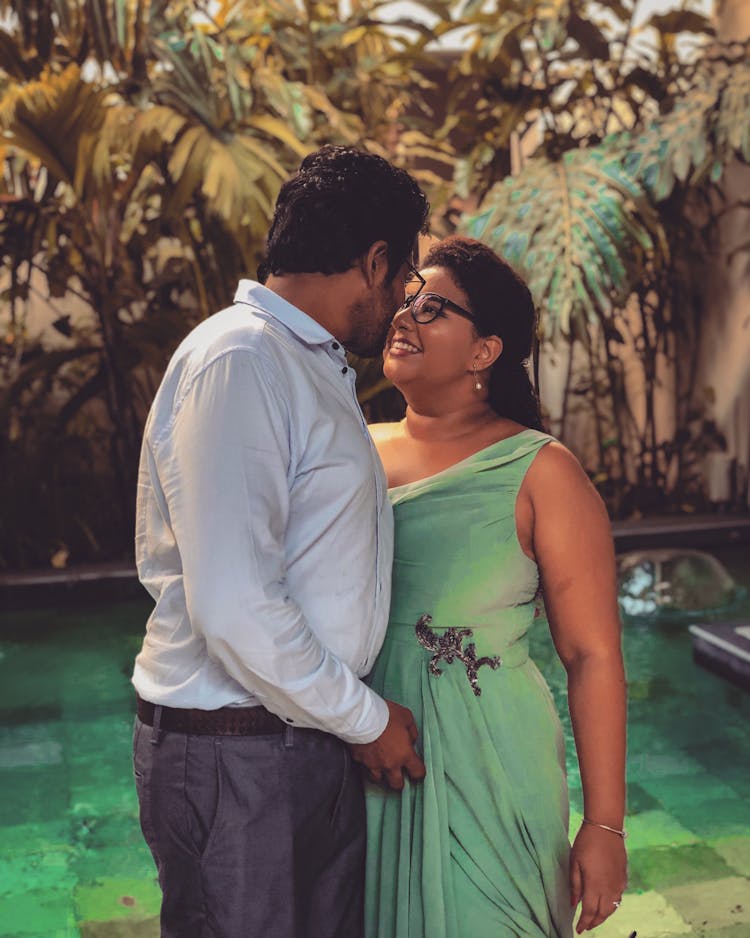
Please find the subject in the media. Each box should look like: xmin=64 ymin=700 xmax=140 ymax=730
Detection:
xmin=1 ymin=546 xmax=749 ymax=937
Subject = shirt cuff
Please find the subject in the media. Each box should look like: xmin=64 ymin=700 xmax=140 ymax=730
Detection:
xmin=337 ymin=687 xmax=390 ymax=745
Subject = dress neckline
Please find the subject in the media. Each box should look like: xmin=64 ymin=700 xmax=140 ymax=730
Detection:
xmin=387 ymin=427 xmax=538 ymax=494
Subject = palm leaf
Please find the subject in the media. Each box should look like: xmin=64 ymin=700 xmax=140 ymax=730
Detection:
xmin=624 ymin=57 xmax=750 ymax=201
xmin=246 ymin=113 xmax=311 ymax=159
xmin=460 ymin=144 xmax=667 ymax=340
xmin=254 ymin=68 xmax=314 ymax=140
xmin=153 ymin=119 xmax=285 ymax=234
xmin=714 ymin=58 xmax=750 ymax=164
xmin=0 ymin=65 xmax=118 ymax=198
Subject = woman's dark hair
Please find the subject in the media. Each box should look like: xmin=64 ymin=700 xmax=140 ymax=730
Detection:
xmin=262 ymin=145 xmax=429 ymax=281
xmin=422 ymin=236 xmax=543 ymax=430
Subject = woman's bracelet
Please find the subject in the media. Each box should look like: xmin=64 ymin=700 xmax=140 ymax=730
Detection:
xmin=582 ymin=818 xmax=628 ymax=839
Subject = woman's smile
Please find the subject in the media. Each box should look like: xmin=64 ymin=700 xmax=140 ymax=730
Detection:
xmin=387 ymin=336 xmax=422 ymax=356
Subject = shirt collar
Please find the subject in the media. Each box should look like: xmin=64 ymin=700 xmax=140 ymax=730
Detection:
xmin=234 ymin=279 xmax=336 ymax=347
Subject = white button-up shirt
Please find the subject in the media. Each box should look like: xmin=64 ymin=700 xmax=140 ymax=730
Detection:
xmin=132 ymin=280 xmax=393 ymax=744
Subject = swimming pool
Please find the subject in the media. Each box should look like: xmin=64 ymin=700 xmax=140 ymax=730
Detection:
xmin=1 ymin=546 xmax=749 ymax=936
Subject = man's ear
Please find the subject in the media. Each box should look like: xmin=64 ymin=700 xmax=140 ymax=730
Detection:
xmin=361 ymin=240 xmax=390 ymax=287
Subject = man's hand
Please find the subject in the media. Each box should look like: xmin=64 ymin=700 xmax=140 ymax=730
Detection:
xmin=349 ymin=700 xmax=426 ymax=790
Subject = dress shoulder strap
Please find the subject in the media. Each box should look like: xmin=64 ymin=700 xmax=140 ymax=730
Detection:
xmin=474 ymin=428 xmax=555 ymax=474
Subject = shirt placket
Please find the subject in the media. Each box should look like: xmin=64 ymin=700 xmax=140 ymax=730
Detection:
xmin=327 ymin=341 xmax=387 ymax=671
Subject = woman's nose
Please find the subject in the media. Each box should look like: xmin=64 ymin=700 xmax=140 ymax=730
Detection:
xmin=391 ymin=305 xmax=414 ymax=329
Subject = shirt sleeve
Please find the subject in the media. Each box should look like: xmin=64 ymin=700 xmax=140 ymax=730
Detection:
xmin=153 ymin=347 xmax=389 ymax=744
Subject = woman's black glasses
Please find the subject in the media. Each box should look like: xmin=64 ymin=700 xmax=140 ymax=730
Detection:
xmin=398 ymin=291 xmax=476 ymax=325
xmin=405 ymin=263 xmax=426 ymax=293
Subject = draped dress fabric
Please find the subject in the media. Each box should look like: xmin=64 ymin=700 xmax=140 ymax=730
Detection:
xmin=364 ymin=429 xmax=574 ymax=938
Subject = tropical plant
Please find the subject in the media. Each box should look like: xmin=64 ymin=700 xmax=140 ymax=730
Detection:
xmin=1 ymin=0 xmax=747 ymax=567
xmin=0 ymin=0 xmax=441 ymax=568
xmin=460 ymin=39 xmax=750 ymax=514
xmin=447 ymin=0 xmax=717 ymax=203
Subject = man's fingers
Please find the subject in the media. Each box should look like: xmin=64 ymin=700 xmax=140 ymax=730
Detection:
xmin=407 ymin=719 xmax=418 ymax=744
xmin=384 ymin=767 xmax=405 ymax=790
xmin=405 ymin=752 xmax=426 ymax=781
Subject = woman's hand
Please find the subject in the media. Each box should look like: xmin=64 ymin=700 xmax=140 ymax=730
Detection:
xmin=570 ymin=823 xmax=628 ymax=933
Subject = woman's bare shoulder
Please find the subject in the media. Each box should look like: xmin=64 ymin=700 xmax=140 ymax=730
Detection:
xmin=533 ymin=439 xmax=584 ymax=472
xmin=526 ymin=440 xmax=605 ymax=503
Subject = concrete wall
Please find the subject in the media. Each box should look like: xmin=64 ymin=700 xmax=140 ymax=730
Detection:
xmin=697 ymin=0 xmax=750 ymax=502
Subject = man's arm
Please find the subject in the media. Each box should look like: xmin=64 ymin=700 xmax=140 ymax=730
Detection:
xmin=154 ymin=348 xmax=387 ymax=742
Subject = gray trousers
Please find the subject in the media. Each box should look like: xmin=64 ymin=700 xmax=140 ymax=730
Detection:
xmin=133 ymin=715 xmax=365 ymax=938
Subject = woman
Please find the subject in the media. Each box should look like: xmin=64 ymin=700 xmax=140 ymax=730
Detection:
xmin=364 ymin=237 xmax=627 ymax=937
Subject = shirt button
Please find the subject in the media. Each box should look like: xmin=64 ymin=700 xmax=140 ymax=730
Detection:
xmin=341 ymin=366 xmax=348 ymax=375
xmin=332 ymin=342 xmax=340 ymax=350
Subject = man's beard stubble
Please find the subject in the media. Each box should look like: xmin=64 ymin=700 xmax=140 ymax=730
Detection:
xmin=344 ymin=290 xmax=397 ymax=359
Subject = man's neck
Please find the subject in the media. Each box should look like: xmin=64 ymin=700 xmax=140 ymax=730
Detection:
xmin=264 ymin=272 xmax=353 ymax=342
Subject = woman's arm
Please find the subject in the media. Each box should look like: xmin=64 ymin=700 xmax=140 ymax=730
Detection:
xmin=524 ymin=442 xmax=627 ymax=934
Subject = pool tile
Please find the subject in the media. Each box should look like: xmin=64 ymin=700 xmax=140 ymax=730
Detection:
xmin=2 ymin=582 xmax=749 ymax=936
xmin=0 ymin=737 xmax=64 ymax=769
xmin=568 ymin=807 xmax=583 ymax=838
xmin=72 ymin=844 xmax=157 ymax=883
xmin=620 ymin=810 xmax=700 ymax=848
xmin=710 ymin=836 xmax=750 ymax=877
xmin=568 ymin=788 xmax=584 ymax=814
xmin=0 ymin=717 xmax=65 ymax=748
xmin=0 ymin=887 xmax=77 ymax=936
xmin=0 ymin=651 xmax=64 ymax=711
xmin=62 ymin=717 xmax=134 ymax=761
xmin=694 ymin=927 xmax=750 ymax=937
xmin=663 ymin=876 xmax=750 ymax=930
xmin=0 ymin=925 xmax=81 ymax=938
xmin=68 ymin=785 xmax=137 ymax=821
xmin=641 ymin=772 xmax=738 ymax=809
xmin=588 ymin=889 xmax=691 ymax=936
xmin=721 ymin=766 xmax=750 ymax=800
xmin=627 ymin=751 xmax=706 ymax=780
xmin=627 ymin=843 xmax=737 ymax=891
xmin=79 ymin=918 xmax=159 ymax=937
xmin=73 ymin=811 xmax=143 ymax=850
xmin=73 ymin=876 xmax=161 ymax=924
xmin=1 ymin=819 xmax=71 ymax=853
xmin=626 ymin=781 xmax=663 ymax=814
xmin=0 ymin=846 xmax=75 ymax=898
xmin=685 ymin=741 xmax=750 ymax=778
xmin=0 ymin=766 xmax=70 ymax=825
xmin=627 ymin=674 xmax=675 ymax=702
xmin=668 ymin=797 xmax=750 ymax=839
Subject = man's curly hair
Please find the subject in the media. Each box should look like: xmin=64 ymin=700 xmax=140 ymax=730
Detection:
xmin=261 ymin=145 xmax=429 ymax=282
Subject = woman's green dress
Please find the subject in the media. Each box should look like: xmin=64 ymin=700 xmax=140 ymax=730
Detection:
xmin=365 ymin=429 xmax=574 ymax=938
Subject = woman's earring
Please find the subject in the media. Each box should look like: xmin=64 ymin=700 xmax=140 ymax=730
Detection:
xmin=473 ymin=361 xmax=482 ymax=391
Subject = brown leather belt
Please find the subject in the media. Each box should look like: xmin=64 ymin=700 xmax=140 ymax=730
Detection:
xmin=136 ymin=694 xmax=287 ymax=736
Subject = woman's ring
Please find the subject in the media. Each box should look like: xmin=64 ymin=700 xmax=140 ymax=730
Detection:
xmin=613 ymin=900 xmax=621 ymax=909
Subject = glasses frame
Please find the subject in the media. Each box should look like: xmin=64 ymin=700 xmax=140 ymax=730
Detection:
xmin=405 ymin=263 xmax=426 ymax=294
xmin=399 ymin=289 xmax=476 ymax=325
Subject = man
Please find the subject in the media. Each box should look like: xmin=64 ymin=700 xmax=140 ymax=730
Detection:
xmin=132 ymin=145 xmax=429 ymax=938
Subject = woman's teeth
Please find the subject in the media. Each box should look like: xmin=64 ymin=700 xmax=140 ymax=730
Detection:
xmin=390 ymin=339 xmax=421 ymax=353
